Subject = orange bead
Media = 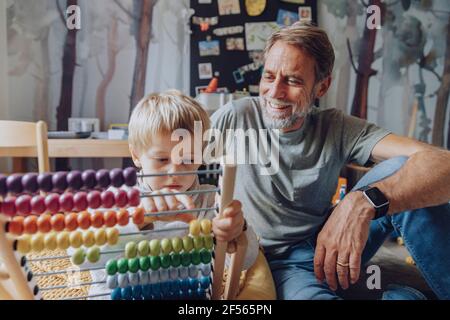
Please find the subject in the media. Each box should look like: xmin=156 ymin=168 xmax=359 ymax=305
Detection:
xmin=65 ymin=212 xmax=78 ymax=231
xmin=91 ymin=211 xmax=104 ymax=228
xmin=104 ymin=210 xmax=117 ymax=228
xmin=37 ymin=214 xmax=52 ymax=233
xmin=132 ymin=207 xmax=145 ymax=225
xmin=23 ymin=215 xmax=38 ymax=235
xmin=51 ymin=214 xmax=65 ymax=232
xmin=77 ymin=211 xmax=91 ymax=230
xmin=8 ymin=216 xmax=24 ymax=235
xmin=117 ymin=209 xmax=129 ymax=226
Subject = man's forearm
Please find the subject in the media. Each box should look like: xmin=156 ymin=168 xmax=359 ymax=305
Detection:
xmin=372 ymin=149 xmax=450 ymax=215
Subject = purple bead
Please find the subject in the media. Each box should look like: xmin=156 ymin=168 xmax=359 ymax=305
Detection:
xmin=52 ymin=172 xmax=68 ymax=192
xmin=81 ymin=169 xmax=96 ymax=189
xmin=22 ymin=173 xmax=39 ymax=193
xmin=123 ymin=167 xmax=137 ymax=187
xmin=109 ymin=168 xmax=124 ymax=188
xmin=96 ymin=169 xmax=110 ymax=188
xmin=37 ymin=173 xmax=53 ymax=192
xmin=67 ymin=170 xmax=82 ymax=191
xmin=6 ymin=174 xmax=23 ymax=194
xmin=0 ymin=174 xmax=7 ymax=196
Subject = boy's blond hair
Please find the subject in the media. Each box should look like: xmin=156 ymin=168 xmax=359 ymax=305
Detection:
xmin=128 ymin=89 xmax=210 ymax=155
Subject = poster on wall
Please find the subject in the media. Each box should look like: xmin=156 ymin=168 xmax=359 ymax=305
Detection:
xmin=277 ymin=9 xmax=299 ymax=27
xmin=199 ymin=40 xmax=220 ymax=56
xmin=245 ymin=22 xmax=280 ymax=51
xmin=218 ymin=0 xmax=241 ymax=15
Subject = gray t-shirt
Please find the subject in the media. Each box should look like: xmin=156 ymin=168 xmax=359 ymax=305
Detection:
xmin=211 ymin=97 xmax=391 ymax=256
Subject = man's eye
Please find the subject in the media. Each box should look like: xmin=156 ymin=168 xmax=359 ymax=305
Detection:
xmin=263 ymin=73 xmax=274 ymax=80
xmin=155 ymin=158 xmax=168 ymax=163
xmin=287 ymin=79 xmax=301 ymax=85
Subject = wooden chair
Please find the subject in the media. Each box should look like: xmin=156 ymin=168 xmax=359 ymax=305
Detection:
xmin=0 ymin=120 xmax=50 ymax=173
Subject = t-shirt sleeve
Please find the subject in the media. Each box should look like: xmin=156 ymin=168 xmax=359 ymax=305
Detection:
xmin=340 ymin=112 xmax=391 ymax=166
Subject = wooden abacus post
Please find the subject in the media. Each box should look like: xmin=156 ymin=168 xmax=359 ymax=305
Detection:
xmin=211 ymin=163 xmax=236 ymax=300
xmin=0 ymin=215 xmax=35 ymax=300
xmin=223 ymin=232 xmax=247 ymax=300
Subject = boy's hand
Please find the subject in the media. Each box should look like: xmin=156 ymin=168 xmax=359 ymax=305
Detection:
xmin=212 ymin=200 xmax=245 ymax=242
xmin=142 ymin=188 xmax=196 ymax=223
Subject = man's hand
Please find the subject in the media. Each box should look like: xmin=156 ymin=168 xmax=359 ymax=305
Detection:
xmin=314 ymin=191 xmax=375 ymax=291
xmin=212 ymin=200 xmax=245 ymax=242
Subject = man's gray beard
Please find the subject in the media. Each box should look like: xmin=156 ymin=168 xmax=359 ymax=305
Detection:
xmin=260 ymin=98 xmax=312 ymax=130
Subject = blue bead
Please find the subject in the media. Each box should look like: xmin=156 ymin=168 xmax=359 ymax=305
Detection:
xmin=180 ymin=279 xmax=190 ymax=292
xmin=170 ymin=280 xmax=180 ymax=293
xmin=151 ymin=283 xmax=161 ymax=295
xmin=121 ymin=287 xmax=133 ymax=300
xmin=189 ymin=278 xmax=199 ymax=290
xmin=161 ymin=281 xmax=171 ymax=295
xmin=132 ymin=285 xmax=142 ymax=300
xmin=111 ymin=288 xmax=122 ymax=300
xmin=200 ymin=263 xmax=211 ymax=276
xmin=187 ymin=289 xmax=195 ymax=299
xmin=200 ymin=276 xmax=211 ymax=289
xmin=197 ymin=287 xmax=206 ymax=300
xmin=142 ymin=285 xmax=152 ymax=300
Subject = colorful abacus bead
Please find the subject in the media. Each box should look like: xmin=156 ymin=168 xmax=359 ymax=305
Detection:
xmin=128 ymin=258 xmax=140 ymax=273
xmin=96 ymin=169 xmax=110 ymax=188
xmin=127 ymin=188 xmax=140 ymax=207
xmin=69 ymin=231 xmax=83 ymax=248
xmin=77 ymin=211 xmax=91 ymax=230
xmin=171 ymin=237 xmax=183 ymax=253
xmin=137 ymin=240 xmax=150 ymax=256
xmin=125 ymin=242 xmax=138 ymax=259
xmin=149 ymin=239 xmax=160 ymax=256
xmin=139 ymin=256 xmax=151 ymax=272
xmin=57 ymin=232 xmax=70 ymax=250
xmin=200 ymin=219 xmax=212 ymax=234
xmin=109 ymin=168 xmax=124 ymax=188
xmin=15 ymin=195 xmax=32 ymax=216
xmin=182 ymin=236 xmax=194 ymax=252
xmin=132 ymin=207 xmax=145 ymax=225
xmin=45 ymin=194 xmax=60 ymax=214
xmin=107 ymin=275 xmax=118 ymax=289
xmin=82 ymin=169 xmax=97 ymax=189
xmin=17 ymin=235 xmax=31 ymax=254
xmin=91 ymin=211 xmax=104 ymax=228
xmin=116 ymin=209 xmax=129 ymax=226
xmin=2 ymin=196 xmax=17 ymax=217
xmin=22 ymin=173 xmax=39 ymax=193
xmin=106 ymin=228 xmax=119 ymax=245
xmin=8 ymin=216 xmax=24 ymax=235
xmin=44 ymin=232 xmax=57 ymax=250
xmin=104 ymin=210 xmax=117 ymax=228
xmin=65 ymin=213 xmax=78 ymax=231
xmin=189 ymin=219 xmax=201 ymax=236
xmin=83 ymin=230 xmax=95 ymax=247
xmin=6 ymin=174 xmax=23 ymax=194
xmin=111 ymin=288 xmax=121 ymax=300
xmin=37 ymin=173 xmax=53 ymax=192
xmin=193 ymin=236 xmax=204 ymax=250
xmin=59 ymin=192 xmax=74 ymax=212
xmin=67 ymin=170 xmax=82 ymax=191
xmin=117 ymin=258 xmax=129 ymax=274
xmin=123 ymin=167 xmax=137 ymax=187
xmin=73 ymin=192 xmax=88 ymax=211
xmin=71 ymin=248 xmax=86 ymax=265
xmin=95 ymin=229 xmax=107 ymax=246
xmin=87 ymin=191 xmax=102 ymax=209
xmin=106 ymin=259 xmax=118 ymax=275
xmin=31 ymin=233 xmax=45 ymax=252
xmin=23 ymin=216 xmax=38 ymax=234
xmin=51 ymin=214 xmax=65 ymax=232
xmin=101 ymin=191 xmax=115 ymax=208
xmin=52 ymin=171 xmax=68 ymax=192
xmin=37 ymin=214 xmax=52 ymax=233
xmin=31 ymin=195 xmax=46 ymax=215
xmin=160 ymin=238 xmax=172 ymax=255
xmin=86 ymin=246 xmax=101 ymax=263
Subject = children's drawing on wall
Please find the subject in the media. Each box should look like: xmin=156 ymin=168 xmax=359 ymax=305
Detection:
xmin=218 ymin=0 xmax=241 ymax=16
xmin=298 ymin=6 xmax=312 ymax=22
xmin=226 ymin=37 xmax=245 ymax=51
xmin=276 ymin=9 xmax=299 ymax=27
xmin=198 ymin=63 xmax=213 ymax=79
xmin=199 ymin=39 xmax=220 ymax=56
xmin=245 ymin=22 xmax=279 ymax=51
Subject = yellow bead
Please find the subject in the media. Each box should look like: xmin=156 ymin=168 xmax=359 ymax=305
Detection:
xmin=17 ymin=235 xmax=31 ymax=254
xmin=95 ymin=229 xmax=107 ymax=246
xmin=44 ymin=232 xmax=57 ymax=251
xmin=106 ymin=228 xmax=119 ymax=246
xmin=57 ymin=231 xmax=70 ymax=250
xmin=69 ymin=231 xmax=83 ymax=248
xmin=83 ymin=230 xmax=95 ymax=248
xmin=31 ymin=233 xmax=44 ymax=252
xmin=200 ymin=219 xmax=212 ymax=234
xmin=189 ymin=219 xmax=201 ymax=236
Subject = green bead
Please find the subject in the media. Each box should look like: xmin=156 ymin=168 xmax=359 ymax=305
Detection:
xmin=138 ymin=240 xmax=150 ymax=257
xmin=193 ymin=236 xmax=204 ymax=250
xmin=105 ymin=259 xmax=118 ymax=275
xmin=125 ymin=242 xmax=138 ymax=259
xmin=191 ymin=250 xmax=201 ymax=265
xmin=170 ymin=253 xmax=181 ymax=268
xmin=71 ymin=248 xmax=86 ymax=266
xmin=150 ymin=255 xmax=161 ymax=270
xmin=160 ymin=254 xmax=171 ymax=269
xmin=117 ymin=258 xmax=128 ymax=274
xmin=171 ymin=237 xmax=183 ymax=253
xmin=128 ymin=258 xmax=140 ymax=273
xmin=181 ymin=251 xmax=191 ymax=267
xmin=182 ymin=236 xmax=193 ymax=252
xmin=204 ymin=235 xmax=214 ymax=250
xmin=200 ymin=249 xmax=212 ymax=264
xmin=160 ymin=238 xmax=172 ymax=255
xmin=86 ymin=246 xmax=101 ymax=263
xmin=139 ymin=256 xmax=150 ymax=271
xmin=149 ymin=239 xmax=160 ymax=256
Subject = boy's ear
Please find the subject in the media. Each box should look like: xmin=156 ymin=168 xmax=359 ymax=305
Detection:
xmin=129 ymin=146 xmax=141 ymax=168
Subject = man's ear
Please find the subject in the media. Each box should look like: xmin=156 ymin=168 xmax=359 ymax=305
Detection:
xmin=315 ymin=75 xmax=332 ymax=99
xmin=129 ymin=146 xmax=142 ymax=168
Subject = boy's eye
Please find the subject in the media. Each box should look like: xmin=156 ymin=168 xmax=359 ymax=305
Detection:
xmin=154 ymin=158 xmax=169 ymax=163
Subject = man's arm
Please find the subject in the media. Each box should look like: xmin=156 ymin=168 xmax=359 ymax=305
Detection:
xmin=369 ymin=134 xmax=450 ymax=214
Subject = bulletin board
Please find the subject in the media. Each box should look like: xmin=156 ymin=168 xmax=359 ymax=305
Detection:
xmin=189 ymin=0 xmax=317 ymax=97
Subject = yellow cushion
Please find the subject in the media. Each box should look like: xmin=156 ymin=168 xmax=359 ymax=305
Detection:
xmin=237 ymin=249 xmax=276 ymax=300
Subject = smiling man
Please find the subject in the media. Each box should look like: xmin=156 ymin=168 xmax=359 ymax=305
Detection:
xmin=211 ymin=22 xmax=450 ymax=300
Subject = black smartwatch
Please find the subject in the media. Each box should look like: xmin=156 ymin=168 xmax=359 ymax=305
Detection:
xmin=357 ymin=186 xmax=389 ymax=220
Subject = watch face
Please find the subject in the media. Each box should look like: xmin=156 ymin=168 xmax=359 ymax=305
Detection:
xmin=365 ymin=187 xmax=388 ymax=207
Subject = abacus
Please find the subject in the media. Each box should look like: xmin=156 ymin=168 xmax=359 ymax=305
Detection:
xmin=0 ymin=164 xmax=247 ymax=300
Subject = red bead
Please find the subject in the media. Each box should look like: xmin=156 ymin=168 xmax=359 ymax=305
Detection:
xmin=104 ymin=210 xmax=117 ymax=227
xmin=15 ymin=195 xmax=32 ymax=216
xmin=77 ymin=211 xmax=91 ymax=230
xmin=23 ymin=215 xmax=38 ymax=234
xmin=37 ymin=214 xmax=52 ymax=233
xmin=117 ymin=209 xmax=129 ymax=226
xmin=8 ymin=216 xmax=24 ymax=235
xmin=101 ymin=191 xmax=115 ymax=208
xmin=31 ymin=195 xmax=46 ymax=215
xmin=127 ymin=189 xmax=141 ymax=207
xmin=65 ymin=212 xmax=78 ymax=231
xmin=73 ymin=192 xmax=88 ymax=211
xmin=2 ymin=196 xmax=17 ymax=217
xmin=45 ymin=194 xmax=60 ymax=214
xmin=59 ymin=193 xmax=74 ymax=212
xmin=91 ymin=211 xmax=104 ymax=228
xmin=87 ymin=191 xmax=102 ymax=209
xmin=114 ymin=189 xmax=128 ymax=208
xmin=51 ymin=214 xmax=65 ymax=232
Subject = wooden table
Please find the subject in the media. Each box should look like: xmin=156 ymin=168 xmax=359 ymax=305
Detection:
xmin=0 ymin=139 xmax=130 ymax=172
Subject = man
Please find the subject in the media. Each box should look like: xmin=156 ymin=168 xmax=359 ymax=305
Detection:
xmin=211 ymin=22 xmax=450 ymax=300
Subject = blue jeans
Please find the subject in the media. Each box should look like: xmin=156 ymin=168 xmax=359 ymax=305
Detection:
xmin=267 ymin=157 xmax=450 ymax=300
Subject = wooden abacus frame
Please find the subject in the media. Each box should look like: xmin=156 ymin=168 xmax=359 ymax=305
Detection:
xmin=0 ymin=164 xmax=246 ymax=300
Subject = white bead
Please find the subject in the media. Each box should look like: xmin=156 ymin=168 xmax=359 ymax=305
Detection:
xmin=189 ymin=266 xmax=198 ymax=278
xmin=179 ymin=267 xmax=189 ymax=279
xmin=159 ymin=269 xmax=169 ymax=282
xmin=139 ymin=270 xmax=149 ymax=285
xmin=129 ymin=272 xmax=140 ymax=286
xmin=169 ymin=268 xmax=179 ymax=280
xmin=149 ymin=270 xmax=159 ymax=284
xmin=106 ymin=275 xmax=118 ymax=289
xmin=200 ymin=263 xmax=211 ymax=276
xmin=117 ymin=273 xmax=129 ymax=288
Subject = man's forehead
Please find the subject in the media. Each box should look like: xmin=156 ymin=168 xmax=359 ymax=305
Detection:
xmin=264 ymin=42 xmax=315 ymax=75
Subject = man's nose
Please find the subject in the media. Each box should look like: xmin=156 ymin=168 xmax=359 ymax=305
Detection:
xmin=267 ymin=77 xmax=286 ymax=100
